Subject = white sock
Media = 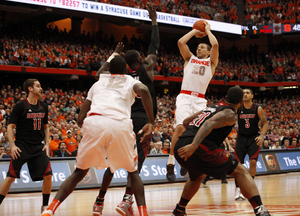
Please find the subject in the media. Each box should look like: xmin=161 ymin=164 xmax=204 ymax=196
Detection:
xmin=167 ymin=155 xmax=175 ymax=165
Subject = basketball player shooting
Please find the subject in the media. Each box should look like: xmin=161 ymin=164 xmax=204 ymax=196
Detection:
xmin=166 ymin=20 xmax=219 ymax=182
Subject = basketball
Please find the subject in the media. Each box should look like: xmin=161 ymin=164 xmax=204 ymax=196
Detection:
xmin=193 ymin=20 xmax=206 ymax=32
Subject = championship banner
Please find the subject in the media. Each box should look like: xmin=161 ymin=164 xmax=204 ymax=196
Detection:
xmin=6 ymin=0 xmax=242 ymax=35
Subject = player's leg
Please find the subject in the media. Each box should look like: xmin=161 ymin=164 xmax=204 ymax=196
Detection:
xmin=41 ymin=175 xmax=52 ymax=212
xmin=0 ymin=148 xmax=27 ymax=205
xmin=28 ymin=146 xmax=53 ymax=213
xmin=0 ymin=176 xmax=16 ymax=204
xmin=248 ymin=136 xmax=260 ymax=178
xmin=249 ymin=159 xmax=258 ymax=177
xmin=172 ymin=174 xmax=206 ymax=216
xmin=167 ymin=124 xmax=186 ymax=182
xmin=93 ymin=168 xmax=114 ymax=215
xmin=125 ymin=171 xmax=148 ymax=216
xmin=230 ymin=163 xmax=270 ymax=216
xmin=41 ymin=168 xmax=89 ymax=216
xmin=234 ymin=135 xmax=247 ymax=200
xmin=167 ymin=95 xmax=191 ymax=182
xmin=115 ymin=117 xmax=149 ymax=215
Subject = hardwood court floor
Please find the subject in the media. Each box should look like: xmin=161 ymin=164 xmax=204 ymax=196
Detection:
xmin=1 ymin=172 xmax=300 ymax=216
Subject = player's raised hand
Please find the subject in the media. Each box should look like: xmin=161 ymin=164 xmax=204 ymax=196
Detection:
xmin=113 ymin=42 xmax=124 ymax=55
xmin=177 ymin=142 xmax=198 ymax=161
xmin=139 ymin=123 xmax=154 ymax=143
xmin=146 ymin=2 xmax=157 ymax=20
xmin=204 ymin=21 xmax=211 ymax=34
xmin=11 ymin=145 xmax=22 ymax=160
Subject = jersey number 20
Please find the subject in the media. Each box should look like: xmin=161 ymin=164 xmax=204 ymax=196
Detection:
xmin=191 ymin=65 xmax=205 ymax=76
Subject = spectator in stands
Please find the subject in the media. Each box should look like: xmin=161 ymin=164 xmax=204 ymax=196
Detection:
xmin=290 ymin=138 xmax=298 ymax=149
xmin=53 ymin=142 xmax=70 ymax=157
xmin=271 ymin=139 xmax=282 ymax=150
xmin=149 ymin=141 xmax=163 ymax=155
xmin=0 ymin=136 xmax=9 ymax=149
xmin=161 ymin=127 xmax=171 ymax=142
xmin=152 ymin=128 xmax=162 ymax=143
xmin=162 ymin=140 xmax=170 ymax=154
xmin=261 ymin=140 xmax=271 ymax=150
xmin=0 ymin=145 xmax=11 ymax=159
xmin=63 ymin=130 xmax=77 ymax=154
xmin=49 ymin=133 xmax=61 ymax=157
xmin=283 ymin=139 xmax=291 ymax=149
xmin=281 ymin=130 xmax=292 ymax=146
xmin=4 ymin=147 xmax=11 ymax=157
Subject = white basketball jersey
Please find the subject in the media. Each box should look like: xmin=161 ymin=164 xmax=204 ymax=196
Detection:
xmin=87 ymin=74 xmax=141 ymax=120
xmin=181 ymin=55 xmax=213 ymax=94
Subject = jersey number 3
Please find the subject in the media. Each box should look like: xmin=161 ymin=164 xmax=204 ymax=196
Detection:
xmin=244 ymin=118 xmax=250 ymax=128
xmin=191 ymin=65 xmax=205 ymax=76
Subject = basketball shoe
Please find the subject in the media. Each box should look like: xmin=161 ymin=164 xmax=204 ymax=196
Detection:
xmin=166 ymin=164 xmax=176 ymax=182
xmin=235 ymin=187 xmax=246 ymax=200
xmin=116 ymin=194 xmax=134 ymax=216
xmin=41 ymin=206 xmax=48 ymax=213
xmin=254 ymin=205 xmax=271 ymax=216
xmin=171 ymin=208 xmax=187 ymax=216
xmin=40 ymin=210 xmax=53 ymax=216
xmin=93 ymin=203 xmax=104 ymax=216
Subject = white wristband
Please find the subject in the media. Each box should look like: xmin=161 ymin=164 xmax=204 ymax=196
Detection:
xmin=107 ymin=53 xmax=119 ymax=63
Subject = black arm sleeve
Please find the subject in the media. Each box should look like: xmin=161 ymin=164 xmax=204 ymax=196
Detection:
xmin=147 ymin=25 xmax=160 ymax=56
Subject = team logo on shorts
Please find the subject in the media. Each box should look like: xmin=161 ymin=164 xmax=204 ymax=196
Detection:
xmin=81 ymin=170 xmax=92 ymax=183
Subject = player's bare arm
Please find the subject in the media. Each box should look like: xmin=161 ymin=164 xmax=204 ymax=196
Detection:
xmin=42 ymin=124 xmax=50 ymax=157
xmin=77 ymin=99 xmax=91 ymax=127
xmin=204 ymin=21 xmax=219 ymax=74
xmin=133 ymin=83 xmax=154 ymax=143
xmin=178 ymin=109 xmax=237 ymax=161
xmin=178 ymin=29 xmax=200 ymax=63
xmin=255 ymin=106 xmax=269 ymax=146
xmin=144 ymin=2 xmax=159 ymax=82
xmin=182 ymin=111 xmax=203 ymax=128
xmin=95 ymin=42 xmax=124 ymax=79
xmin=7 ymin=123 xmax=22 ymax=160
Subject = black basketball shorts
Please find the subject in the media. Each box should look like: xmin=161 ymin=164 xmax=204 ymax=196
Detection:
xmin=174 ymin=137 xmax=239 ymax=181
xmin=234 ymin=133 xmax=260 ymax=164
xmin=7 ymin=141 xmax=52 ymax=181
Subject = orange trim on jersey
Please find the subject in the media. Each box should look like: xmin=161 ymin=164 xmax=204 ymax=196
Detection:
xmin=180 ymin=90 xmax=205 ymax=98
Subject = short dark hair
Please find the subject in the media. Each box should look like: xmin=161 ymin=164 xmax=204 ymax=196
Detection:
xmin=23 ymin=79 xmax=38 ymax=95
xmin=110 ymin=56 xmax=127 ymax=74
xmin=244 ymin=88 xmax=254 ymax=95
xmin=59 ymin=142 xmax=66 ymax=148
xmin=226 ymin=86 xmax=244 ymax=105
xmin=124 ymin=50 xmax=139 ymax=66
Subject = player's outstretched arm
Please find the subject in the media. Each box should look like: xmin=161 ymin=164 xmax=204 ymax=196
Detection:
xmin=204 ymin=21 xmax=219 ymax=73
xmin=133 ymin=83 xmax=154 ymax=142
xmin=95 ymin=42 xmax=124 ymax=80
xmin=77 ymin=99 xmax=91 ymax=127
xmin=178 ymin=109 xmax=237 ymax=161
